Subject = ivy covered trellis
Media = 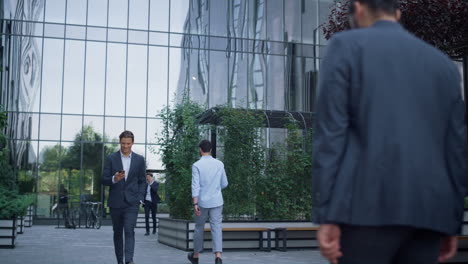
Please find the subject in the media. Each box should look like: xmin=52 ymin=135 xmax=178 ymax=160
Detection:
xmin=157 ymin=101 xmax=314 ymax=221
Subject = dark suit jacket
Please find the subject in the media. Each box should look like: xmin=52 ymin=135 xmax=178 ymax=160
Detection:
xmin=143 ymin=181 xmax=161 ymax=207
xmin=102 ymin=151 xmax=146 ymax=208
xmin=313 ymin=21 xmax=467 ymax=235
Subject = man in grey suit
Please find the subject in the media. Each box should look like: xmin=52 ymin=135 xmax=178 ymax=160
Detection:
xmin=313 ymin=0 xmax=467 ymax=263
xmin=188 ymin=140 xmax=228 ymax=264
xmin=102 ymin=131 xmax=146 ymax=264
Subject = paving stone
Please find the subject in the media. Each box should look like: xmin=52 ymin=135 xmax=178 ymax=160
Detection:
xmin=0 ymin=226 xmax=327 ymax=264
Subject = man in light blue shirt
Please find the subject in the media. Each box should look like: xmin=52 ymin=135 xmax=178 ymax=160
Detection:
xmin=188 ymin=140 xmax=228 ymax=264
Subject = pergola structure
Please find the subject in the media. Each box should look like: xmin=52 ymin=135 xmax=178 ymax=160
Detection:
xmin=197 ymin=107 xmax=314 ymax=157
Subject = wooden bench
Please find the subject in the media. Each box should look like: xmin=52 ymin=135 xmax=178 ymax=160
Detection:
xmin=204 ymin=227 xmax=271 ymax=251
xmin=274 ymin=227 xmax=319 ymax=251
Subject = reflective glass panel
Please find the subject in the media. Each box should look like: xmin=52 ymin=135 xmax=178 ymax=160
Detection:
xmin=41 ymin=38 xmax=63 ymax=113
xmin=109 ymin=0 xmax=128 ymax=29
xmin=39 ymin=114 xmax=61 ymax=141
xmin=129 ymin=0 xmax=149 ymax=30
xmin=125 ymin=117 xmax=146 ymax=144
xmin=147 ymin=46 xmax=168 ymax=117
xmin=84 ymin=42 xmax=106 ymax=115
xmin=63 ymin=40 xmax=85 ymax=115
xmin=126 ymin=45 xmax=148 ymax=117
xmin=149 ymin=0 xmax=169 ymax=32
xmin=66 ymin=0 xmax=87 ymax=25
xmin=61 ymin=115 xmax=83 ymax=142
xmin=106 ymin=43 xmax=126 ymax=116
xmin=88 ymin=0 xmax=108 ymax=27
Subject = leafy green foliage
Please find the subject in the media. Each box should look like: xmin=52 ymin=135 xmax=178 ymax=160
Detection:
xmin=257 ymin=121 xmax=312 ymax=220
xmin=218 ymin=107 xmax=265 ymax=219
xmin=322 ymin=0 xmax=468 ymax=59
xmin=0 ymin=187 xmax=34 ymax=218
xmin=0 ymin=106 xmax=35 ymax=219
xmin=157 ymin=100 xmax=205 ymax=220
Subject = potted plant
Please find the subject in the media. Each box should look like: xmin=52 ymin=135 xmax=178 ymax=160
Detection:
xmin=0 ymin=187 xmax=34 ymax=247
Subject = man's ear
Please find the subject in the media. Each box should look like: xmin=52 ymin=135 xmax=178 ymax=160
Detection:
xmin=395 ymin=9 xmax=401 ymax=21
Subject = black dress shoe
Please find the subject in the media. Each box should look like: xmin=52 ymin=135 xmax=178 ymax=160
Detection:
xmin=125 ymin=262 xmax=135 ymax=264
xmin=215 ymin=257 xmax=222 ymax=264
xmin=144 ymin=232 xmax=149 ymax=236
xmin=187 ymin=253 xmax=199 ymax=264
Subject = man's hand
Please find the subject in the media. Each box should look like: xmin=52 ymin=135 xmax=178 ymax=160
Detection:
xmin=114 ymin=171 xmax=125 ymax=182
xmin=318 ymin=224 xmax=342 ymax=264
xmin=439 ymin=236 xmax=458 ymax=262
xmin=194 ymin=205 xmax=201 ymax=217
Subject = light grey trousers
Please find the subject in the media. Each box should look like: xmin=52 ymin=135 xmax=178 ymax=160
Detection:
xmin=193 ymin=205 xmax=223 ymax=253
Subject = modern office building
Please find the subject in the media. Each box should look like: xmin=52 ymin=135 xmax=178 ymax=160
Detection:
xmin=0 ymin=0 xmax=334 ymax=218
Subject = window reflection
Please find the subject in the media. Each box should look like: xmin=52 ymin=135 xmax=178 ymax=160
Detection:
xmin=4 ymin=0 xmax=327 ymax=218
xmin=148 ymin=46 xmax=168 ymax=117
xmin=209 ymin=51 xmax=228 ymax=107
xmin=61 ymin=115 xmax=83 ymax=142
xmin=149 ymin=0 xmax=169 ymax=32
xmin=41 ymin=39 xmax=63 ymax=113
xmin=84 ymin=42 xmax=106 ymax=115
xmin=127 ymin=45 xmax=148 ymax=117
xmin=88 ymin=0 xmax=108 ymax=27
xmin=63 ymin=40 xmax=85 ymax=115
xmin=109 ymin=0 xmax=128 ymax=29
xmin=125 ymin=118 xmax=146 ymax=144
xmin=170 ymin=0 xmax=190 ymax=33
xmin=129 ymin=0 xmax=149 ymax=30
xmin=66 ymin=0 xmax=87 ymax=25
xmin=106 ymin=43 xmax=126 ymax=116
xmin=44 ymin=0 xmax=65 ymax=23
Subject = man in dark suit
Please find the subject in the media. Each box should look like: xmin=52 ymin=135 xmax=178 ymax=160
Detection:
xmin=143 ymin=173 xmax=160 ymax=236
xmin=102 ymin=131 xmax=146 ymax=264
xmin=313 ymin=0 xmax=467 ymax=263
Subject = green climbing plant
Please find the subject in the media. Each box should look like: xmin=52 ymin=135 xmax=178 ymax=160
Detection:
xmin=217 ymin=107 xmax=265 ymax=219
xmin=257 ymin=120 xmax=312 ymax=220
xmin=157 ymin=100 xmax=206 ymax=220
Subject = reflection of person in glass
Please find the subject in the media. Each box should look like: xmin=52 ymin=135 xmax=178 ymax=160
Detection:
xmin=143 ymin=173 xmax=160 ymax=236
xmin=58 ymin=184 xmax=71 ymax=228
xmin=102 ymin=131 xmax=146 ymax=264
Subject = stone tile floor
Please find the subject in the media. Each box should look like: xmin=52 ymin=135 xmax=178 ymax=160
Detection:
xmin=0 ymin=226 xmax=328 ymax=264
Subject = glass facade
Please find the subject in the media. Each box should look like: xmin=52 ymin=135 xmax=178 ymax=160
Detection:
xmin=1 ymin=0 xmax=335 ymax=218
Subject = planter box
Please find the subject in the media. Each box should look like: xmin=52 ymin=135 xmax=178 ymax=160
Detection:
xmin=158 ymin=217 xmax=317 ymax=251
xmin=0 ymin=218 xmax=17 ymax=248
xmin=16 ymin=216 xmax=24 ymax=234
xmin=24 ymin=205 xmax=33 ymax=227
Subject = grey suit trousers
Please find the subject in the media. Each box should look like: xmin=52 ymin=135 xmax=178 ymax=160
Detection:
xmin=193 ymin=206 xmax=223 ymax=253
xmin=110 ymin=204 xmax=139 ymax=263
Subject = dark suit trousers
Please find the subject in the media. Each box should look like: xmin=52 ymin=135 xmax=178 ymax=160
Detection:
xmin=339 ymin=225 xmax=444 ymax=264
xmin=110 ymin=205 xmax=139 ymax=263
xmin=144 ymin=200 xmax=157 ymax=233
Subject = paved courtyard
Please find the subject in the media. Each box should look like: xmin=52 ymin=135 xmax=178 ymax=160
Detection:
xmin=1 ymin=225 xmax=327 ymax=264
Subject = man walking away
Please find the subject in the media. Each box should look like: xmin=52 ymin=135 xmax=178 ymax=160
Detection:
xmin=313 ymin=0 xmax=467 ymax=263
xmin=188 ymin=140 xmax=228 ymax=264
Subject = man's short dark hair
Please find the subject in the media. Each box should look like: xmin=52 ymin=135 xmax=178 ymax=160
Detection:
xmin=350 ymin=0 xmax=398 ymax=15
xmin=199 ymin=140 xmax=212 ymax=153
xmin=119 ymin=130 xmax=134 ymax=142
xmin=146 ymin=173 xmax=153 ymax=177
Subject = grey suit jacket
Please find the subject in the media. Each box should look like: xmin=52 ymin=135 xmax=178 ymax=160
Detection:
xmin=102 ymin=151 xmax=146 ymax=208
xmin=313 ymin=20 xmax=467 ymax=235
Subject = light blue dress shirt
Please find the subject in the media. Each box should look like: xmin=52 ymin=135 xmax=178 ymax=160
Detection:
xmin=191 ymin=155 xmax=228 ymax=208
